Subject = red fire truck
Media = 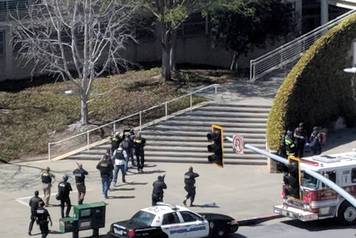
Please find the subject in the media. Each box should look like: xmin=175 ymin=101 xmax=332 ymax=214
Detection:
xmin=273 ymin=151 xmax=356 ymax=225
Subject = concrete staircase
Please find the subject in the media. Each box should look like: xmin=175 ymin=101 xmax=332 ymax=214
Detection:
xmin=69 ymin=102 xmax=271 ymax=165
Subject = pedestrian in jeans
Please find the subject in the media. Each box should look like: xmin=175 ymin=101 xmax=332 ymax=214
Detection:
xmin=96 ymin=153 xmax=114 ymax=199
xmin=112 ymin=146 xmax=127 ymax=186
xmin=134 ymin=132 xmax=146 ymax=173
xmin=40 ymin=167 xmax=55 ymax=206
xmin=73 ymin=163 xmax=88 ymax=204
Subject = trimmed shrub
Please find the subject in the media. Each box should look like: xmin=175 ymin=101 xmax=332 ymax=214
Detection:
xmin=267 ymin=13 xmax=356 ymax=150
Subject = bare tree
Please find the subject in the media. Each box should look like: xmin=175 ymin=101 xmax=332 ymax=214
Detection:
xmin=12 ymin=0 xmax=137 ymax=125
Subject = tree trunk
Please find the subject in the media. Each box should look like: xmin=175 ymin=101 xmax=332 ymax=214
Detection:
xmin=230 ymin=52 xmax=239 ymax=71
xmin=80 ymin=91 xmax=89 ymax=125
xmin=162 ymin=44 xmax=171 ymax=81
xmin=170 ymin=30 xmax=177 ymax=73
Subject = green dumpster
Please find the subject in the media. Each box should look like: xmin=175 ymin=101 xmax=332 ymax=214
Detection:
xmin=59 ymin=202 xmax=107 ymax=238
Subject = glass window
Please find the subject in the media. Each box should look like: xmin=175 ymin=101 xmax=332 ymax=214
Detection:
xmin=0 ymin=31 xmax=4 ymax=55
xmin=180 ymin=211 xmax=202 ymax=223
xmin=301 ymin=172 xmax=318 ymax=189
xmin=325 ymin=171 xmax=336 ymax=183
xmin=130 ymin=211 xmax=155 ymax=226
xmin=162 ymin=212 xmax=180 ymax=225
xmin=351 ymin=168 xmax=356 ymax=183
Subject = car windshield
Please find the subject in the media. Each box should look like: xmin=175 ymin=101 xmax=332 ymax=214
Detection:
xmin=301 ymin=172 xmax=318 ymax=189
xmin=131 ymin=211 xmax=155 ymax=226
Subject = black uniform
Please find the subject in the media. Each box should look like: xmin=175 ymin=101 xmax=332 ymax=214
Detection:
xmin=152 ymin=176 xmax=167 ymax=206
xmin=183 ymin=169 xmax=199 ymax=206
xmin=294 ymin=124 xmax=306 ymax=157
xmin=134 ymin=136 xmax=146 ymax=172
xmin=28 ymin=195 xmax=44 ymax=235
xmin=58 ymin=180 xmax=72 ymax=218
xmin=36 ymin=207 xmax=51 ymax=238
xmin=73 ymin=167 xmax=88 ymax=204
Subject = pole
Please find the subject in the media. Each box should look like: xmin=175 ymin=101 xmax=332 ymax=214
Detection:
xmin=86 ymin=131 xmax=90 ymax=150
xmin=165 ymin=102 xmax=168 ymax=119
xmin=189 ymin=94 xmax=193 ymax=111
xmin=244 ymin=144 xmax=356 ymax=208
xmin=139 ymin=111 xmax=142 ymax=131
xmin=48 ymin=143 xmax=51 ymax=161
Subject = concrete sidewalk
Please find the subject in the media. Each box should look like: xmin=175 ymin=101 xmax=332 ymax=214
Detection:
xmin=0 ymin=159 xmax=282 ymax=237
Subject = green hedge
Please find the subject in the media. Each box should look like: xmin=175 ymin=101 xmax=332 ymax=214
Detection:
xmin=267 ymin=13 xmax=356 ymax=150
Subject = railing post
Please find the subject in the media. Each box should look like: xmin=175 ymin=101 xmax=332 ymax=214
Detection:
xmin=86 ymin=131 xmax=90 ymax=150
xmin=214 ymin=85 xmax=218 ymax=95
xmin=113 ymin=123 xmax=116 ymax=133
xmin=165 ymin=102 xmax=168 ymax=119
xmin=189 ymin=94 xmax=193 ymax=111
xmin=48 ymin=143 xmax=51 ymax=161
xmin=250 ymin=60 xmax=253 ymax=81
xmin=139 ymin=111 xmax=142 ymax=131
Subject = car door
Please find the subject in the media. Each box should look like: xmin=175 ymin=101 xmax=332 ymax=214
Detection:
xmin=178 ymin=211 xmax=209 ymax=238
xmin=161 ymin=212 xmax=187 ymax=238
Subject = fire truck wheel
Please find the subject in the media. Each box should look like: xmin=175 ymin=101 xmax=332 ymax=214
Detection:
xmin=338 ymin=201 xmax=356 ymax=225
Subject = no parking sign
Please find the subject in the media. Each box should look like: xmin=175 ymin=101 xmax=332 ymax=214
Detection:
xmin=232 ymin=134 xmax=244 ymax=154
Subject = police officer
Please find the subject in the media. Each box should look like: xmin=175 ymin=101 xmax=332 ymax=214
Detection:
xmin=73 ymin=163 xmax=88 ymax=204
xmin=40 ymin=167 xmax=55 ymax=206
xmin=36 ymin=201 xmax=52 ymax=238
xmin=134 ymin=132 xmax=146 ymax=173
xmin=309 ymin=126 xmax=322 ymax=155
xmin=58 ymin=175 xmax=72 ymax=218
xmin=294 ymin=122 xmax=306 ymax=157
xmin=96 ymin=153 xmax=114 ymax=199
xmin=285 ymin=130 xmax=296 ymax=157
xmin=152 ymin=175 xmax=167 ymax=206
xmin=183 ymin=167 xmax=199 ymax=207
xmin=28 ymin=190 xmax=44 ymax=236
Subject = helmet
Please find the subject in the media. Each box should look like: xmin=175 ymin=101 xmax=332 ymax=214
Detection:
xmin=63 ymin=175 xmax=69 ymax=181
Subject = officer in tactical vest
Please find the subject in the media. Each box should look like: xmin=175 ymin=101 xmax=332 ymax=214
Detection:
xmin=36 ymin=201 xmax=52 ymax=238
xmin=285 ymin=130 xmax=296 ymax=157
xmin=152 ymin=175 xmax=167 ymax=206
xmin=28 ymin=190 xmax=44 ymax=236
xmin=183 ymin=167 xmax=199 ymax=207
xmin=73 ymin=163 xmax=88 ymax=204
xmin=294 ymin=122 xmax=306 ymax=157
xmin=57 ymin=175 xmax=72 ymax=218
xmin=40 ymin=167 xmax=55 ymax=206
xmin=134 ymin=132 xmax=146 ymax=173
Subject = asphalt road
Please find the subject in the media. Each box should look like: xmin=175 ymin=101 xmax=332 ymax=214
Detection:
xmin=234 ymin=218 xmax=356 ymax=238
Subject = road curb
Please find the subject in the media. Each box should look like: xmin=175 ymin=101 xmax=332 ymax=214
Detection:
xmin=238 ymin=214 xmax=283 ymax=226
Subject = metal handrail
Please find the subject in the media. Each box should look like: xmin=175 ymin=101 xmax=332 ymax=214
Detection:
xmin=250 ymin=9 xmax=356 ymax=81
xmin=48 ymin=84 xmax=219 ymax=160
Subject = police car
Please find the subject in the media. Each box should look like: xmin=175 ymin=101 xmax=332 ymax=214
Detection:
xmin=108 ymin=203 xmax=238 ymax=238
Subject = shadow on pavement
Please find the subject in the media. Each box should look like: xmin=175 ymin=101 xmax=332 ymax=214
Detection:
xmin=125 ymin=182 xmax=148 ymax=186
xmin=322 ymin=128 xmax=356 ymax=152
xmin=108 ymin=195 xmax=135 ymax=199
xmin=229 ymin=233 xmax=248 ymax=238
xmin=282 ymin=218 xmax=356 ymax=231
xmin=127 ymin=169 xmax=166 ymax=175
xmin=110 ymin=187 xmax=135 ymax=191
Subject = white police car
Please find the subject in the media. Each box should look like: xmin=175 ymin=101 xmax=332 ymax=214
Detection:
xmin=108 ymin=203 xmax=238 ymax=238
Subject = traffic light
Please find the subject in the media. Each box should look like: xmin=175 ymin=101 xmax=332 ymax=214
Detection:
xmin=283 ymin=156 xmax=301 ymax=199
xmin=206 ymin=125 xmax=224 ymax=167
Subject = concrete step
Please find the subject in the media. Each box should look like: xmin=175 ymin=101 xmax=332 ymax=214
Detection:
xmin=67 ymin=154 xmax=267 ymax=166
xmin=199 ymin=105 xmax=270 ymax=113
xmin=174 ymin=115 xmax=267 ymax=123
xmin=141 ymin=130 xmax=265 ymax=138
xmin=149 ymin=124 xmax=266 ymax=133
xmin=207 ymin=103 xmax=271 ymax=108
xmin=159 ymin=120 xmax=266 ymax=128
xmin=144 ymin=151 xmax=266 ymax=159
xmin=137 ymin=135 xmax=267 ymax=143
xmin=184 ymin=111 xmax=269 ymax=118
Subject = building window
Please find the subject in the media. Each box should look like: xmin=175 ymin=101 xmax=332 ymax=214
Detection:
xmin=0 ymin=31 xmax=5 ymax=56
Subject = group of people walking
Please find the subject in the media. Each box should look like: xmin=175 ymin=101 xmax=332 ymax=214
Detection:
xmin=97 ymin=128 xmax=146 ymax=198
xmin=281 ymin=122 xmax=327 ymax=158
xmin=29 ymin=163 xmax=88 ymax=237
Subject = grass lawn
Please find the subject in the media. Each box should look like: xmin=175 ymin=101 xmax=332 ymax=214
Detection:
xmin=0 ymin=68 xmax=231 ymax=162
